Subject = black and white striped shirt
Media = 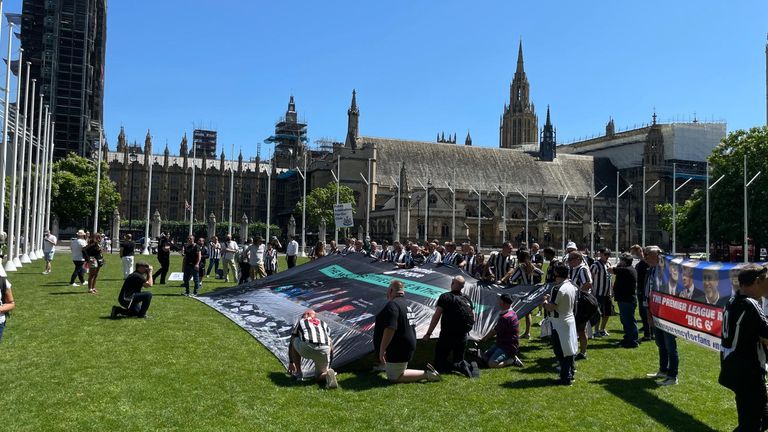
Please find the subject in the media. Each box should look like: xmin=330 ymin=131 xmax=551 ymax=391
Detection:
xmin=488 ymin=252 xmax=515 ymax=282
xmin=509 ymin=265 xmax=544 ymax=285
xmin=569 ymin=263 xmax=593 ymax=292
xmin=442 ymin=251 xmax=459 ymax=266
xmin=590 ymin=260 xmax=612 ymax=296
xmin=208 ymin=242 xmax=221 ymax=260
xmin=461 ymin=254 xmax=475 ymax=274
xmin=393 ymin=250 xmax=406 ymax=264
xmin=380 ymin=249 xmax=393 ymax=262
xmin=292 ymin=318 xmax=331 ymax=345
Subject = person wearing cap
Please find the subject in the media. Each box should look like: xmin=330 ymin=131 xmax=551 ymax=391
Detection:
xmin=480 ymin=293 xmax=523 ymax=368
xmin=69 ymin=230 xmax=88 ymax=287
xmin=287 ymin=309 xmax=338 ymax=389
xmin=374 ymin=280 xmax=440 ymax=383
xmin=542 ymin=262 xmax=579 ymax=386
xmin=41 ymin=228 xmax=57 ymax=275
xmin=611 ymin=253 xmax=639 ymax=348
xmin=423 ymin=276 xmax=473 ymax=374
xmin=644 ymin=246 xmax=679 ymax=386
xmin=111 ymin=261 xmax=154 ymax=319
xmin=719 ymin=263 xmax=768 ymax=431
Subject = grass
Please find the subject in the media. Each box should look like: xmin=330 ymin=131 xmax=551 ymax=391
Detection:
xmin=1 ymin=252 xmax=736 ymax=431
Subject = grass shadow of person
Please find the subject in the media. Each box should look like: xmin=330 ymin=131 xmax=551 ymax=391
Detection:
xmin=593 ymin=377 xmax=719 ymax=432
xmin=499 ymin=377 xmax=557 ymax=389
xmin=49 ymin=291 xmax=90 ymax=295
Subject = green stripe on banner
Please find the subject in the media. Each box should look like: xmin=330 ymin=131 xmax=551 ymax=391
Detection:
xmin=319 ymin=264 xmax=486 ymax=312
xmin=320 ymin=265 xmax=444 ymax=299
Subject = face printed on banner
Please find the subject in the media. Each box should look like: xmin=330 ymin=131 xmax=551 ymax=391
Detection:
xmin=730 ymin=267 xmax=742 ymax=295
xmin=682 ymin=266 xmax=695 ymax=290
xmin=669 ymin=262 xmax=680 ymax=283
xmin=702 ymin=269 xmax=720 ymax=305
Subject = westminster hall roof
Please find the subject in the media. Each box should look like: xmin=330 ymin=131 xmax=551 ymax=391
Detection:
xmin=362 ymin=136 xmax=618 ymax=197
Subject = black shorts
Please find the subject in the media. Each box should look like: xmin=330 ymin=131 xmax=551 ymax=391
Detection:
xmin=597 ymin=296 xmax=615 ymax=317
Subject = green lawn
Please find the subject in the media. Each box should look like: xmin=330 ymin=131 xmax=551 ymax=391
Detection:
xmin=1 ymin=253 xmax=735 ymax=431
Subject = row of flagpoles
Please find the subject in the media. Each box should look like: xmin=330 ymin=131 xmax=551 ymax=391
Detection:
xmin=0 ymin=9 xmax=57 ymax=276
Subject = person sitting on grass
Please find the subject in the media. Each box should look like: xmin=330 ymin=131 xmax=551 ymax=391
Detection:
xmin=287 ymin=309 xmax=338 ymax=389
xmin=480 ymin=293 xmax=523 ymax=368
xmin=111 ymin=262 xmax=154 ymax=319
xmin=374 ymin=280 xmax=441 ymax=383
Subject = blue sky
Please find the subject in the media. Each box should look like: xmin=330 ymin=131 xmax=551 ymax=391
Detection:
xmin=5 ymin=1 xmax=768 ymax=159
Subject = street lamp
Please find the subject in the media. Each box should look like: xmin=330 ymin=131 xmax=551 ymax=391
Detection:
xmin=642 ymin=165 xmax=661 ymax=248
xmin=743 ymin=155 xmax=761 ymax=263
xmin=561 ymin=192 xmax=570 ymax=254
xmin=671 ymin=163 xmax=693 ymax=256
xmin=615 ymin=171 xmax=633 ymax=258
xmin=128 ymin=152 xmax=137 ymax=232
xmin=705 ymin=161 xmax=725 ymax=261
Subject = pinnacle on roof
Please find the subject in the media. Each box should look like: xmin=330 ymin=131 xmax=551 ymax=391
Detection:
xmin=350 ymin=89 xmax=358 ymax=112
xmin=545 ymin=105 xmax=551 ymax=126
xmin=288 ymin=95 xmax=296 ymax=112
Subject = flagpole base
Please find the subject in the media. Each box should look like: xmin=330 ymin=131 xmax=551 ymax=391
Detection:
xmin=12 ymin=256 xmax=22 ymax=267
xmin=29 ymin=250 xmax=38 ymax=260
xmin=4 ymin=259 xmax=17 ymax=272
xmin=20 ymin=253 xmax=31 ymax=264
xmin=141 ymin=247 xmax=150 ymax=256
xmin=37 ymin=249 xmax=43 ymax=257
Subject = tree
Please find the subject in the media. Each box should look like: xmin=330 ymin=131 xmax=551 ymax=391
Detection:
xmin=294 ymin=183 xmax=356 ymax=230
xmin=657 ymin=126 xmax=768 ymax=252
xmin=52 ymin=152 xmax=121 ymax=229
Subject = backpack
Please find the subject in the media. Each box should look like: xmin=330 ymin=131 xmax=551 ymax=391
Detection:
xmin=453 ymin=294 xmax=475 ymax=334
xmin=576 ymin=290 xmax=599 ymax=323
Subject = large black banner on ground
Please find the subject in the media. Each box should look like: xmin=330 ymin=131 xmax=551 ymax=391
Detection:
xmin=197 ymin=254 xmax=548 ymax=375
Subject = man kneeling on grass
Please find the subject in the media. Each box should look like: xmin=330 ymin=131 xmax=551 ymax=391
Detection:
xmin=111 ymin=262 xmax=154 ymax=319
xmin=374 ymin=280 xmax=441 ymax=383
xmin=479 ymin=293 xmax=523 ymax=368
xmin=288 ymin=309 xmax=338 ymax=389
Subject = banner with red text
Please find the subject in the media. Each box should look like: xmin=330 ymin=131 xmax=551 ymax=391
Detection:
xmin=649 ymin=256 xmax=768 ymax=351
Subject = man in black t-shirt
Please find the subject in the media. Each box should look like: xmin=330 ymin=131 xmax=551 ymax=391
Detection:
xmin=423 ymin=276 xmax=474 ymax=373
xmin=611 ymin=254 xmax=639 ymax=348
xmin=182 ymin=235 xmax=201 ymax=296
xmin=120 ymin=234 xmax=135 ymax=279
xmin=153 ymin=233 xmax=172 ymax=284
xmin=719 ymin=264 xmax=768 ymax=431
xmin=631 ymin=244 xmax=652 ymax=341
xmin=111 ymin=262 xmax=154 ymax=318
xmin=374 ymin=280 xmax=441 ymax=383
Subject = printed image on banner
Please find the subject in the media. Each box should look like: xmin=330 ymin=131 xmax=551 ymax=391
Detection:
xmin=650 ymin=256 xmax=768 ymax=351
xmin=195 ymin=253 xmax=548 ymax=376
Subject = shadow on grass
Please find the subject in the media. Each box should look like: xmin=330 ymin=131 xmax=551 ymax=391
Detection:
xmin=49 ymin=291 xmax=90 ymax=295
xmin=593 ymin=377 xmax=718 ymax=432
xmin=499 ymin=377 xmax=555 ymax=389
xmin=152 ymin=293 xmax=186 ymax=297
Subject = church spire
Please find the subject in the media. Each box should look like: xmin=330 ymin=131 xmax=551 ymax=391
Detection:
xmin=345 ymin=89 xmax=360 ymax=149
xmin=515 ymin=39 xmax=525 ymax=77
xmin=539 ymin=105 xmax=556 ymax=161
xmin=285 ymin=95 xmax=297 ymax=123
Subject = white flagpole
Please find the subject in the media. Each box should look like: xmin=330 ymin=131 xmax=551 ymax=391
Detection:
xmin=300 ymin=152 xmax=307 ymax=257
xmin=44 ymin=120 xmax=54 ymax=235
xmin=265 ymin=163 xmax=271 ymax=242
xmin=17 ymin=61 xmax=31 ymax=263
xmin=36 ymin=106 xmax=49 ymax=256
xmin=0 ymin=21 xmax=13 ymax=250
xmin=228 ymin=144 xmax=234 ymax=236
xmin=495 ymin=185 xmax=506 ymax=244
xmin=561 ymin=191 xmax=570 ymax=254
xmin=189 ymin=141 xmax=196 ymax=236
xmin=29 ymin=92 xmax=41 ymax=259
xmin=142 ymin=155 xmax=153 ymax=255
xmin=23 ymin=78 xmax=35 ymax=261
xmin=6 ymin=48 xmax=23 ymax=271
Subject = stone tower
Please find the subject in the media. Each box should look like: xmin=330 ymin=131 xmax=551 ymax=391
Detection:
xmin=345 ymin=90 xmax=360 ymax=149
xmin=643 ymin=112 xmax=664 ymax=167
xmin=500 ymin=40 xmax=538 ymax=149
xmin=539 ymin=106 xmax=556 ymax=161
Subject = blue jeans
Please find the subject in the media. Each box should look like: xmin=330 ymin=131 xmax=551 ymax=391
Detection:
xmin=617 ymin=301 xmax=639 ymax=345
xmin=183 ymin=264 xmax=201 ymax=294
xmin=206 ymin=258 xmax=220 ymax=276
xmin=0 ymin=320 xmax=5 ymax=342
xmin=483 ymin=344 xmax=512 ymax=365
xmin=654 ymin=327 xmax=678 ymax=378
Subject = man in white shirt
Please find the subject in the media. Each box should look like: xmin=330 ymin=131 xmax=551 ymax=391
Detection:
xmin=286 ymin=235 xmax=299 ymax=269
xmin=248 ymin=237 xmax=266 ymax=280
xmin=543 ymin=262 xmax=579 ymax=385
xmin=222 ymin=234 xmax=239 ymax=283
xmin=69 ymin=230 xmax=87 ymax=286
xmin=42 ymin=229 xmax=58 ymax=275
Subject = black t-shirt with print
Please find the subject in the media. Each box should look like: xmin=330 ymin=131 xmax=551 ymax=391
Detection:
xmin=183 ymin=243 xmax=200 ymax=266
xmin=373 ymin=297 xmax=417 ymax=363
